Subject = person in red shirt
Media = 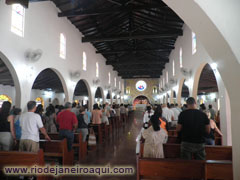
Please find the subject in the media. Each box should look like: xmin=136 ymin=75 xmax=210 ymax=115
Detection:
xmin=56 ymin=102 xmax=78 ymax=151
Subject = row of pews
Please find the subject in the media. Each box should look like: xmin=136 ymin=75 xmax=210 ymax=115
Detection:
xmin=0 ymin=113 xmax=130 ymax=179
xmin=137 ymin=129 xmax=233 ymax=180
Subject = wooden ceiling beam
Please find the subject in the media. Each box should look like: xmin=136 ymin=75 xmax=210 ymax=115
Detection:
xmin=82 ymin=30 xmax=182 ymax=43
xmin=96 ymin=48 xmax=172 ymax=54
xmin=58 ymin=5 xmax=173 ymax=17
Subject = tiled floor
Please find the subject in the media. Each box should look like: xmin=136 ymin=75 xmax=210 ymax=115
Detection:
xmin=64 ymin=111 xmax=143 ymax=180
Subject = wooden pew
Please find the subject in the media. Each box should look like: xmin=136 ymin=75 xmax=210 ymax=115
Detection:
xmin=168 ymin=130 xmax=177 ymax=136
xmin=40 ymin=133 xmax=87 ymax=161
xmin=137 ymin=155 xmax=233 ymax=180
xmin=73 ymin=133 xmax=87 ymax=161
xmin=163 ymin=143 xmax=232 ymax=160
xmin=137 ymin=155 xmax=205 ymax=180
xmin=140 ymin=142 xmax=232 ymax=160
xmin=40 ymin=139 xmax=74 ymax=165
xmin=0 ymin=149 xmax=50 ymax=180
xmin=90 ymin=124 xmax=103 ymax=144
xmin=205 ymin=160 xmax=233 ymax=180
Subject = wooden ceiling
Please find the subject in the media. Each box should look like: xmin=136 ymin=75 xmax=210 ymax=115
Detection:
xmin=51 ymin=0 xmax=184 ymax=79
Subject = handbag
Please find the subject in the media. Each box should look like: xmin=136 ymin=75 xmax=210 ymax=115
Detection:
xmin=88 ymin=128 xmax=96 ymax=146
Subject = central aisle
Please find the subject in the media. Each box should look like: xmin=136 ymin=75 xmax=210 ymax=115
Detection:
xmin=64 ymin=111 xmax=143 ymax=180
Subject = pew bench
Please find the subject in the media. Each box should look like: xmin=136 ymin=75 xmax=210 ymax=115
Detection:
xmin=0 ymin=149 xmax=51 ymax=180
xmin=140 ymin=142 xmax=232 ymax=160
xmin=137 ymin=155 xmax=205 ymax=180
xmin=40 ymin=139 xmax=74 ymax=165
xmin=40 ymin=132 xmax=87 ymax=161
xmin=137 ymin=155 xmax=233 ymax=180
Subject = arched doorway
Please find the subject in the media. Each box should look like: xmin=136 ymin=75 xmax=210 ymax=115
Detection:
xmin=0 ymin=57 xmax=20 ymax=107
xmin=106 ymin=90 xmax=112 ymax=104
xmin=95 ymin=87 xmax=104 ymax=106
xmin=31 ymin=68 xmax=66 ymax=108
xmin=197 ymin=64 xmax=219 ymax=108
xmin=133 ymin=95 xmax=150 ymax=111
xmin=73 ymin=79 xmax=91 ymax=110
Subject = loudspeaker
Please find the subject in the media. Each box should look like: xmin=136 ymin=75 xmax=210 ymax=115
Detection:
xmin=6 ymin=0 xmax=29 ymax=8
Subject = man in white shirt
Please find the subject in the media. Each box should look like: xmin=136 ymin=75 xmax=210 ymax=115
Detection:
xmin=20 ymin=101 xmax=51 ymax=152
xmin=162 ymin=104 xmax=174 ymax=124
xmin=170 ymin=104 xmax=180 ymax=127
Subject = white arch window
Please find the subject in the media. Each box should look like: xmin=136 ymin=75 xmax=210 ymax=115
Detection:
xmin=60 ymin=33 xmax=66 ymax=59
xmin=180 ymin=47 xmax=183 ymax=68
xmin=11 ymin=4 xmax=25 ymax=37
xmin=108 ymin=72 xmax=111 ymax=84
xmin=192 ymin=32 xmax=197 ymax=54
xmin=114 ymin=77 xmax=117 ymax=87
xmin=83 ymin=52 xmax=87 ymax=71
xmin=173 ymin=60 xmax=175 ymax=76
xmin=96 ymin=62 xmax=99 ymax=77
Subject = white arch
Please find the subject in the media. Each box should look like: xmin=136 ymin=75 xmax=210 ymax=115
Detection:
xmin=73 ymin=79 xmax=92 ymax=110
xmin=31 ymin=68 xmax=69 ymax=103
xmin=0 ymin=51 xmax=21 ymax=108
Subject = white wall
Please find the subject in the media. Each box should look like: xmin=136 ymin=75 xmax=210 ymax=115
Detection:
xmin=0 ymin=1 xmax=124 ymax=110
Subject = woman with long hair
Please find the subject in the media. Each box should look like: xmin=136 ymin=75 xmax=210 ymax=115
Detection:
xmin=0 ymin=101 xmax=16 ymax=150
xmin=44 ymin=104 xmax=57 ymax=133
xmin=142 ymin=105 xmax=168 ymax=158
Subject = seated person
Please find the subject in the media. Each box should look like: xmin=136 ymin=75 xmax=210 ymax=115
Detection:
xmin=142 ymin=112 xmax=168 ymax=158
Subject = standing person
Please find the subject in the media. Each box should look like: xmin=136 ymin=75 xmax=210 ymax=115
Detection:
xmin=170 ymin=104 xmax=180 ymax=127
xmin=142 ymin=109 xmax=168 ymax=158
xmin=0 ymin=101 xmax=16 ymax=151
xmin=143 ymin=106 xmax=154 ymax=123
xmin=44 ymin=105 xmax=57 ymax=133
xmin=76 ymin=107 xmax=88 ymax=142
xmin=71 ymin=102 xmax=79 ymax=116
xmin=91 ymin=104 xmax=102 ymax=125
xmin=35 ymin=104 xmax=44 ymax=124
xmin=208 ymin=104 xmax=216 ymax=121
xmin=84 ymin=105 xmax=91 ymax=125
xmin=19 ymin=101 xmax=51 ymax=152
xmin=205 ymin=111 xmax=223 ymax=145
xmin=56 ymin=102 xmax=78 ymax=151
xmin=120 ymin=104 xmax=126 ymax=123
xmin=12 ymin=108 xmax=22 ymax=141
xmin=101 ymin=104 xmax=109 ymax=125
xmin=177 ymin=97 xmax=210 ymax=160
xmin=162 ymin=104 xmax=174 ymax=126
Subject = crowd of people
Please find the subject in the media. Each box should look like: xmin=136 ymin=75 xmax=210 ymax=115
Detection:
xmin=139 ymin=98 xmax=222 ymax=160
xmin=0 ymin=101 xmax=130 ymax=153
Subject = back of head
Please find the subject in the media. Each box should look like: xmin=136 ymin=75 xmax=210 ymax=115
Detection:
xmin=186 ymin=97 xmax=196 ymax=106
xmin=72 ymin=102 xmax=77 ymax=108
xmin=146 ymin=106 xmax=151 ymax=113
xmin=12 ymin=108 xmax=22 ymax=115
xmin=0 ymin=101 xmax=12 ymax=121
xmin=153 ymin=105 xmax=162 ymax=118
xmin=175 ymin=103 xmax=178 ymax=107
xmin=64 ymin=102 xmax=72 ymax=109
xmin=170 ymin=103 xmax=174 ymax=108
xmin=27 ymin=101 xmax=36 ymax=111
xmin=35 ymin=104 xmax=43 ymax=114
xmin=103 ymin=104 xmax=106 ymax=109
xmin=93 ymin=103 xmax=99 ymax=110
xmin=79 ymin=106 xmax=85 ymax=113
xmin=209 ymin=104 xmax=212 ymax=109
xmin=150 ymin=115 xmax=160 ymax=131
